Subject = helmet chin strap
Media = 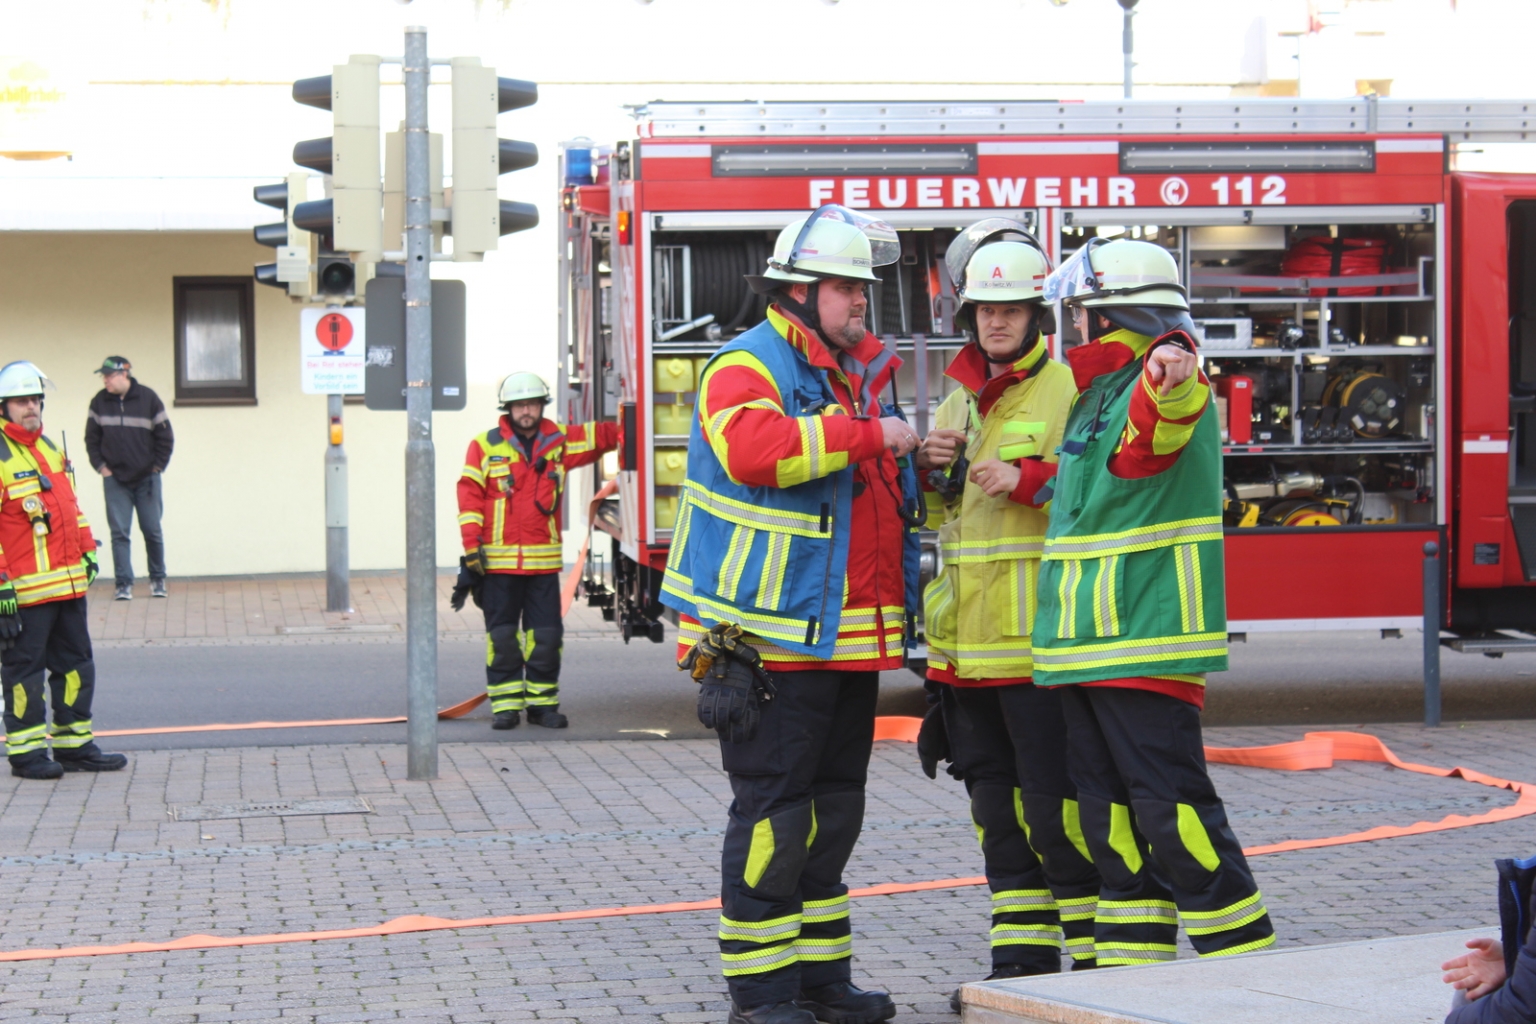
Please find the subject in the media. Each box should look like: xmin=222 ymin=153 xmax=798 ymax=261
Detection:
xmin=777 ymin=281 xmax=830 ymax=346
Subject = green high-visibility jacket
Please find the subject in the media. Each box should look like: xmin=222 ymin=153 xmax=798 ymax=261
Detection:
xmin=1031 ymin=354 xmax=1229 ymax=688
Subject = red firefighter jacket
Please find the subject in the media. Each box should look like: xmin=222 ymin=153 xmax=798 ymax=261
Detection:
xmin=458 ymin=416 xmax=620 ymax=575
xmin=0 ymin=422 xmax=95 ymax=606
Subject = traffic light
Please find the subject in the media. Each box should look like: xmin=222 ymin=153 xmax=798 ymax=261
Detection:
xmin=449 ymin=57 xmax=539 ymax=261
xmin=252 ymin=171 xmax=313 ymax=300
xmin=291 ymin=55 xmax=382 ymax=261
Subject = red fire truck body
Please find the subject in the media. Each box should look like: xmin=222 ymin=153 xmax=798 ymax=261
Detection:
xmin=556 ymin=100 xmax=1536 ymax=655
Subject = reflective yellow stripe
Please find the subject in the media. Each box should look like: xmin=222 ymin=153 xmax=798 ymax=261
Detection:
xmin=1092 ymin=554 xmax=1120 ymax=637
xmin=1058 ymin=895 xmax=1098 ymax=923
xmin=939 ymin=536 xmax=1045 ymax=563
xmin=1056 ymin=560 xmax=1080 ymax=640
xmin=744 ymin=817 xmax=775 ymax=889
xmin=1016 ymin=558 xmax=1037 ymax=637
xmin=1181 ymin=892 xmax=1269 ymax=935
xmin=794 ymin=936 xmax=853 ymax=961
xmin=802 ymin=895 xmax=849 ymax=924
xmin=1197 ymin=933 xmax=1276 ymax=957
xmin=721 ymin=942 xmax=797 ymax=975
xmin=718 ymin=913 xmax=801 ymax=943
xmin=1106 ymin=803 xmax=1143 ymax=875
xmin=717 ymin=525 xmax=754 ymax=603
xmin=666 ymin=498 xmax=695 ymax=572
xmin=461 ymin=463 xmax=486 ymax=485
xmin=1043 ymin=517 xmax=1223 ymax=560
xmin=990 ymin=924 xmax=1064 ymax=947
xmin=683 ymin=481 xmax=826 ymax=536
xmin=1033 ymin=634 xmax=1229 ymax=672
xmin=457 ymin=511 xmax=484 ymax=526
xmin=1175 ymin=803 xmax=1222 ymax=873
xmin=1174 ymin=543 xmax=1205 ymax=633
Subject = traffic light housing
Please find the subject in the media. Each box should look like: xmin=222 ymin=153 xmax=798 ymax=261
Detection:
xmin=252 ymin=171 xmax=314 ymax=300
xmin=291 ymin=55 xmax=382 ymax=261
xmin=449 ymin=57 xmax=539 ymax=261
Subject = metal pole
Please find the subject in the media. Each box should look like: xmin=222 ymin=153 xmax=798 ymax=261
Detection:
xmin=403 ymin=25 xmax=438 ymax=780
xmin=1423 ymin=541 xmax=1442 ymax=728
xmin=1120 ymin=0 xmax=1137 ymax=99
xmin=325 ymin=392 xmax=350 ymax=612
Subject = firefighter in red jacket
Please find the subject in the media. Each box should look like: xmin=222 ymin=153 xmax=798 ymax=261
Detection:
xmin=457 ymin=372 xmax=620 ymax=730
xmin=0 ymin=361 xmax=128 ymax=780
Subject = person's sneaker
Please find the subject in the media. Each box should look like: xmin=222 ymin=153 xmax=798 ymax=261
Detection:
xmin=56 ymin=750 xmax=128 ymax=772
xmin=113 ymin=584 xmax=132 ymax=601
xmin=948 ymin=963 xmax=1043 ymax=1014
xmin=150 ymin=579 xmax=168 ymax=598
xmin=796 ymin=982 xmax=895 ymax=1024
xmin=727 ymin=1001 xmax=817 ymax=1024
xmin=491 ymin=710 xmax=521 ymax=730
xmin=526 ymin=707 xmax=568 ymax=729
xmin=10 ymin=758 xmax=63 ymax=780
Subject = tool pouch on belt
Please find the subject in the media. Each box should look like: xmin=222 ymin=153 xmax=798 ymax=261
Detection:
xmin=678 ymin=622 xmax=776 ymax=744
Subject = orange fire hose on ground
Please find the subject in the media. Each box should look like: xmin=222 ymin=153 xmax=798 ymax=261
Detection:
xmin=3 ymin=725 xmax=1531 ymax=964
xmin=96 ymin=532 xmax=598 ymax=739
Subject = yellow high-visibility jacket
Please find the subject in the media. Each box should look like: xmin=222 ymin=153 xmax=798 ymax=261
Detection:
xmin=924 ymin=343 xmax=1076 ymax=681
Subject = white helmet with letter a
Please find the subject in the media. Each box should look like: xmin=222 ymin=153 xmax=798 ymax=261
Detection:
xmin=960 ymin=241 xmax=1052 ymax=305
xmin=1044 ymin=237 xmax=1188 ymax=311
xmin=497 ymin=371 xmax=550 ymax=407
xmin=747 ymin=204 xmax=901 ymax=293
xmin=0 ymin=361 xmax=52 ymax=400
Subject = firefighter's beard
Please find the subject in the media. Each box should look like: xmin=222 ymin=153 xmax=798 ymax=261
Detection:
xmin=512 ymin=412 xmax=540 ymax=433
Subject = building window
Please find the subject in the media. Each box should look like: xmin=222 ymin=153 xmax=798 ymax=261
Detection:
xmin=173 ymin=277 xmax=256 ymax=405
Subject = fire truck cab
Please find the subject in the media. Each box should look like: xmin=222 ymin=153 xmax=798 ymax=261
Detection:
xmin=555 ymin=98 xmax=1536 ymax=660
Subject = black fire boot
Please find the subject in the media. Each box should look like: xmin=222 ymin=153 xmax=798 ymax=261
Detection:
xmin=54 ymin=744 xmax=128 ymax=773
xmin=797 ymin=982 xmax=895 ymax=1024
xmin=727 ymin=1000 xmax=817 ymax=1024
xmin=526 ymin=706 xmax=568 ymax=729
xmin=10 ymin=757 xmax=63 ymax=780
xmin=492 ymin=710 xmax=521 ymax=730
xmin=949 ymin=963 xmax=1042 ymax=1014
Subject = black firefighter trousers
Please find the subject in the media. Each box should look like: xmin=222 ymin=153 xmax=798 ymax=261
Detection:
xmin=1058 ymin=685 xmax=1275 ymax=965
xmin=717 ymin=670 xmax=877 ymax=1009
xmin=941 ymin=682 xmax=1101 ymax=971
xmin=0 ymin=597 xmax=99 ymax=765
xmin=480 ymin=572 xmax=563 ymax=713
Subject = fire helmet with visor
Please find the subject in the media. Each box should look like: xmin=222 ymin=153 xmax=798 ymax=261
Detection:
xmin=946 ymin=218 xmax=1057 ymax=337
xmin=0 ymin=361 xmax=54 ymax=422
xmin=1043 ymin=237 xmax=1195 ymax=340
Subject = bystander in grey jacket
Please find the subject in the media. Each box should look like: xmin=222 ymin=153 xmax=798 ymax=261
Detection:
xmin=83 ymin=356 xmax=173 ymax=597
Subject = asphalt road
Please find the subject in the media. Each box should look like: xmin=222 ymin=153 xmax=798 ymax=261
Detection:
xmin=82 ymin=628 xmax=1536 ymax=751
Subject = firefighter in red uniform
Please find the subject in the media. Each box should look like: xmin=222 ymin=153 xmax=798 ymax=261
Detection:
xmin=662 ymin=207 xmax=922 ymax=1024
xmin=456 ymin=372 xmax=620 ymax=730
xmin=0 ymin=361 xmax=128 ymax=780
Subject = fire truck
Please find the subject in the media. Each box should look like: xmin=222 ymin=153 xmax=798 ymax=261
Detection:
xmin=555 ymin=98 xmax=1536 ymax=660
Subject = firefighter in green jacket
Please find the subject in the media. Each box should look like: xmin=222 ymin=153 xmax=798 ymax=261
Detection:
xmin=1030 ymin=238 xmax=1274 ymax=966
xmin=914 ymin=223 xmax=1100 ymax=1005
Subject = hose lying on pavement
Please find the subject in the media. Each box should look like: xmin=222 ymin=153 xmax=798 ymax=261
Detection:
xmin=0 ymin=728 xmax=1529 ymax=963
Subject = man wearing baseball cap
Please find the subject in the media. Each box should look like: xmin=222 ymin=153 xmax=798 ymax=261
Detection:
xmin=83 ymin=356 xmax=175 ymax=600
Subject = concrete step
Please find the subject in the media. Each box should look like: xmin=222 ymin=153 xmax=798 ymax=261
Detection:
xmin=962 ymin=928 xmax=1493 ymax=1024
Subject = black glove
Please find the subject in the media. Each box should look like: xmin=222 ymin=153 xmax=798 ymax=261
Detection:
xmin=449 ymin=556 xmax=484 ymax=612
xmin=680 ymin=622 xmax=776 ymax=743
xmin=0 ymin=584 xmax=21 ymax=653
xmin=917 ymin=701 xmax=951 ymax=780
xmin=464 ymin=545 xmax=486 ymax=576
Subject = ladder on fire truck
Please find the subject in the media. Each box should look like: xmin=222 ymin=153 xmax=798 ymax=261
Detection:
xmin=635 ymin=98 xmax=1533 ymax=141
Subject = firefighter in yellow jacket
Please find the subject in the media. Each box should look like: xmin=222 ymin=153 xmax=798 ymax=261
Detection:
xmin=914 ymin=224 xmax=1099 ymax=1003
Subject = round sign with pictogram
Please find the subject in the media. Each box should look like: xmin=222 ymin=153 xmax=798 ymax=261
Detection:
xmin=316 ymin=312 xmax=354 ymax=352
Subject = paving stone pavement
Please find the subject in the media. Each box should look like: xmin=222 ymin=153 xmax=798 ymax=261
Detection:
xmin=0 ymin=719 xmax=1530 ymax=1022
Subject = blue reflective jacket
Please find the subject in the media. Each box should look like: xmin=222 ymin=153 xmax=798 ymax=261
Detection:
xmin=659 ymin=318 xmax=922 ymax=660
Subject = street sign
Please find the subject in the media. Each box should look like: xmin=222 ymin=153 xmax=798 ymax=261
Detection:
xmin=362 ymin=277 xmax=467 ymax=411
xmin=300 ymin=306 xmax=365 ymax=394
